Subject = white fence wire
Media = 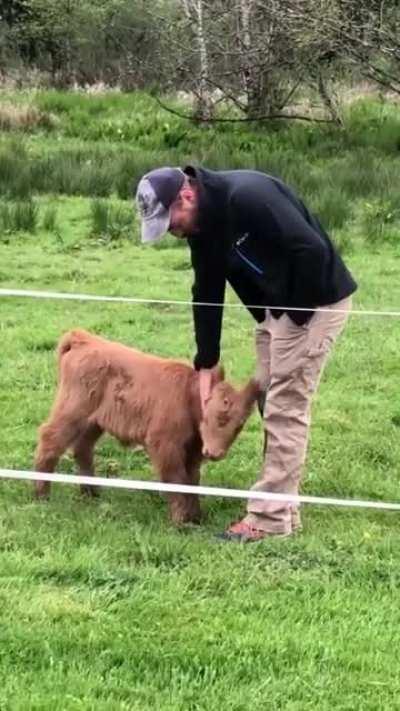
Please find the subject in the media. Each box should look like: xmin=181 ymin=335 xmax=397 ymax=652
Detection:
xmin=2 ymin=286 xmax=399 ymax=514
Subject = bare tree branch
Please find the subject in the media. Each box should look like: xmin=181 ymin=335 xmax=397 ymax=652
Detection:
xmin=152 ymin=93 xmax=334 ymax=123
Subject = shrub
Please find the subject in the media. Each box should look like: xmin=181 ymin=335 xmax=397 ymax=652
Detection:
xmin=311 ymin=186 xmax=351 ymax=232
xmin=0 ymin=199 xmax=39 ymax=235
xmin=0 ymin=103 xmax=55 ymax=132
xmin=42 ymin=205 xmax=58 ymax=231
xmin=90 ymin=199 xmax=133 ymax=242
xmin=362 ymin=199 xmax=399 ymax=246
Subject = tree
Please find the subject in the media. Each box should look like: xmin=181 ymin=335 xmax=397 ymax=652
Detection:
xmin=0 ymin=0 xmax=166 ymax=87
xmin=143 ymin=0 xmax=347 ymax=123
xmin=2 ymin=0 xmax=399 ymax=115
xmin=287 ymin=0 xmax=400 ymax=95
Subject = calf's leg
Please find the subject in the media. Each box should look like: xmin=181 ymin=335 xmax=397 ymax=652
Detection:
xmin=148 ymin=443 xmax=201 ymax=525
xmin=184 ymin=446 xmax=203 ymax=523
xmin=71 ymin=424 xmax=103 ymax=497
xmin=34 ymin=414 xmax=83 ymax=498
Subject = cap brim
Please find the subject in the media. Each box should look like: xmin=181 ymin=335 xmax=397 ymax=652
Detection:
xmin=141 ymin=210 xmax=171 ymax=243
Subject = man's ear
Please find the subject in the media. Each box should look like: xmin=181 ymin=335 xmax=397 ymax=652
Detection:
xmin=180 ymin=185 xmax=196 ymax=204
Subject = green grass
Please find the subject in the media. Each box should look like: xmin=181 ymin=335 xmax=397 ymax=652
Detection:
xmin=0 ymin=198 xmax=39 ymax=235
xmin=1 ymin=90 xmax=400 ymax=229
xmin=90 ymin=198 xmax=135 ymax=243
xmin=42 ymin=205 xmax=58 ymax=232
xmin=1 ymin=202 xmax=400 ymax=709
xmin=1 ymin=90 xmax=400 ymax=709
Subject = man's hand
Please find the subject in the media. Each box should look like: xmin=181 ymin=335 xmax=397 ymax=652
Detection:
xmin=199 ymin=368 xmax=213 ymax=416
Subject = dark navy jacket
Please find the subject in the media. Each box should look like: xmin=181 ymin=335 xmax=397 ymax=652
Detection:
xmin=184 ymin=166 xmax=357 ymax=370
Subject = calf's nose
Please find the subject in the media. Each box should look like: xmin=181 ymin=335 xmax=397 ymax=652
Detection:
xmin=202 ymin=447 xmax=225 ymax=461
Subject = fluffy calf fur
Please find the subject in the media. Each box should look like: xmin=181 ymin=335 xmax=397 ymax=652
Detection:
xmin=34 ymin=329 xmax=258 ymax=523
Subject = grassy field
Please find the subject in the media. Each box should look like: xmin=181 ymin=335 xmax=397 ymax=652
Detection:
xmin=1 ymin=90 xmax=400 ymax=710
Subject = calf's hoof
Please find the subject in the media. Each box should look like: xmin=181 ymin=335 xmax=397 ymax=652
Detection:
xmin=34 ymin=482 xmax=51 ymax=499
xmin=171 ymin=507 xmax=202 ymax=527
xmin=80 ymin=484 xmax=100 ymax=498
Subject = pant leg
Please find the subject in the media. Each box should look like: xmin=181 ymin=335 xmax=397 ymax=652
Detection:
xmin=245 ymin=297 xmax=352 ymax=534
xmin=254 ymin=310 xmax=300 ymax=531
xmin=254 ymin=312 xmax=272 ymax=453
xmin=254 ymin=309 xmax=272 ymax=392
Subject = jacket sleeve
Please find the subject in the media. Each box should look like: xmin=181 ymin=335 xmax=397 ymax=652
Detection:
xmin=230 ymin=187 xmax=329 ymax=326
xmin=188 ymin=235 xmax=227 ymax=370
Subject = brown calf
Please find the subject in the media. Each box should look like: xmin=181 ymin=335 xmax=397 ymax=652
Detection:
xmin=34 ymin=329 xmax=259 ymax=523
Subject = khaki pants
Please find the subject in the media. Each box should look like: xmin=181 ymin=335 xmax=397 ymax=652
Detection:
xmin=245 ymin=297 xmax=352 ymax=535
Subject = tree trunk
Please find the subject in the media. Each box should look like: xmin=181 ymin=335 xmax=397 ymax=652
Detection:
xmin=238 ymin=0 xmax=263 ymax=118
xmin=181 ymin=0 xmax=213 ymax=121
xmin=317 ymin=71 xmax=343 ymax=127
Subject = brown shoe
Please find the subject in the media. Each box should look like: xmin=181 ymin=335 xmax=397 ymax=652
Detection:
xmin=217 ymin=519 xmax=289 ymax=543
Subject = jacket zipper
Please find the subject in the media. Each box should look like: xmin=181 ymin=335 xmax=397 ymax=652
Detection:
xmin=234 ymin=246 xmax=264 ymax=275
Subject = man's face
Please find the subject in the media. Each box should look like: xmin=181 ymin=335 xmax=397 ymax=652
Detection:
xmin=169 ymin=185 xmax=199 ymax=238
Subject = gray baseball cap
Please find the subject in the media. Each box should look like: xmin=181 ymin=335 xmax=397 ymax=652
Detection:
xmin=135 ymin=167 xmax=185 ymax=243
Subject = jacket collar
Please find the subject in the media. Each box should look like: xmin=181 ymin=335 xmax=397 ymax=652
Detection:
xmin=183 ymin=165 xmax=229 ymax=236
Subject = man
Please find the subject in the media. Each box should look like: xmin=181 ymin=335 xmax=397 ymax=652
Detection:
xmin=135 ymin=165 xmax=357 ymax=541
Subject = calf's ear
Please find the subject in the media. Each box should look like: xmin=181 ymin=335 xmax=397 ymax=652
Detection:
xmin=240 ymin=378 xmax=261 ymax=411
xmin=210 ymin=363 xmax=225 ymax=389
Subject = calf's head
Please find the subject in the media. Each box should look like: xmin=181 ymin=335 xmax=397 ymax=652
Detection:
xmin=200 ymin=369 xmax=260 ymax=461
